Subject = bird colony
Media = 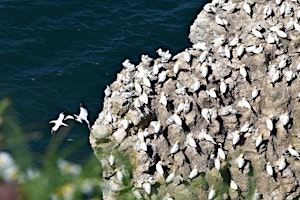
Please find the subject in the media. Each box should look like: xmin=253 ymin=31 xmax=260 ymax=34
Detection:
xmin=91 ymin=0 xmax=300 ymax=199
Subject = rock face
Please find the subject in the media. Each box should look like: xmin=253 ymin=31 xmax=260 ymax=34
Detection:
xmin=90 ymin=0 xmax=300 ymax=199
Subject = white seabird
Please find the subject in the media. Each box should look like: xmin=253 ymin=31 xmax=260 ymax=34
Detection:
xmin=220 ymin=78 xmax=227 ymax=94
xmin=229 ymin=35 xmax=239 ymax=47
xmin=214 ymin=155 xmax=221 ymax=171
xmin=199 ymin=50 xmax=209 ymax=63
xmin=159 ymin=92 xmax=168 ymax=107
xmin=215 ymin=15 xmax=227 ymax=27
xmin=202 ymin=130 xmax=217 ymax=144
xmin=183 ymin=49 xmax=191 ymax=63
xmin=166 ymin=169 xmax=176 ymax=184
xmin=186 ymin=133 xmax=197 ymax=148
xmin=73 ymin=102 xmax=91 ymax=130
xmin=170 ymin=140 xmax=180 ymax=155
xmin=263 ymin=5 xmax=273 ymax=19
xmin=270 ymin=70 xmax=281 ymax=87
xmin=201 ymin=63 xmax=209 ymax=79
xmin=251 ymin=86 xmax=259 ymax=102
xmin=232 ymin=130 xmax=241 ymax=148
xmin=224 ymin=45 xmax=231 ymax=59
xmin=236 ymin=43 xmax=245 ymax=59
xmin=230 ymin=180 xmax=238 ymax=190
xmin=217 ymin=145 xmax=226 ymax=160
xmin=266 ymin=117 xmax=274 ymax=132
xmin=266 ymin=162 xmax=274 ymax=177
xmin=240 ymin=65 xmax=248 ymax=82
xmin=189 ymin=165 xmax=198 ymax=179
xmin=192 ymin=80 xmax=201 ymax=92
xmin=252 ymin=28 xmax=263 ymax=39
xmin=142 ymin=181 xmax=151 ymax=195
xmin=285 ymin=70 xmax=296 ymax=85
xmin=49 ymin=112 xmax=68 ymax=134
xmin=240 ymin=121 xmax=250 ymax=133
xmin=255 ymin=133 xmax=263 ymax=151
xmin=243 ymin=0 xmax=252 ymax=17
xmin=236 ymin=154 xmax=246 ymax=171
xmin=238 ymin=97 xmax=254 ymax=113
xmin=287 ymin=145 xmax=300 ymax=159
xmin=280 ymin=112 xmax=290 ymax=128
xmin=277 ymin=156 xmax=287 ymax=173
xmin=156 ymin=161 xmax=164 ymax=177
xmin=208 ymin=185 xmax=216 ymax=200
xmin=201 ymin=108 xmax=211 ymax=124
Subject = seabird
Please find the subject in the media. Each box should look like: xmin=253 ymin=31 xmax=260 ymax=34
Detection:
xmin=285 ymin=70 xmax=296 ymax=85
xmin=170 ymin=140 xmax=180 ymax=154
xmin=230 ymin=180 xmax=238 ymax=190
xmin=173 ymin=62 xmax=180 ymax=75
xmin=188 ymin=165 xmax=198 ymax=179
xmin=166 ymin=169 xmax=176 ymax=184
xmin=187 ymin=133 xmax=197 ymax=148
xmin=266 ymin=162 xmax=274 ymax=178
xmin=270 ymin=25 xmax=287 ymax=38
xmin=232 ymin=130 xmax=241 ymax=149
xmin=255 ymin=133 xmax=263 ymax=151
xmin=237 ymin=154 xmax=246 ymax=171
xmin=73 ymin=102 xmax=91 ymax=130
xmin=263 ymin=5 xmax=273 ymax=19
xmin=240 ymin=121 xmax=250 ymax=133
xmin=271 ymin=70 xmax=281 ymax=87
xmin=277 ymin=156 xmax=287 ymax=173
xmin=287 ymin=145 xmax=300 ymax=159
xmin=173 ymin=112 xmax=182 ymax=126
xmin=240 ymin=64 xmax=249 ymax=82
xmin=142 ymin=181 xmax=151 ymax=195
xmin=104 ymin=85 xmax=111 ymax=97
xmin=201 ymin=63 xmax=209 ymax=79
xmin=142 ymin=76 xmax=151 ymax=88
xmin=156 ymin=161 xmax=164 ymax=177
xmin=217 ymin=145 xmax=226 ymax=160
xmin=199 ymin=50 xmax=209 ymax=63
xmin=243 ymin=0 xmax=252 ymax=17
xmin=224 ymin=45 xmax=231 ymax=59
xmin=208 ymin=185 xmax=216 ymax=200
xmin=201 ymin=108 xmax=211 ymax=124
xmin=49 ymin=112 xmax=68 ymax=134
xmin=134 ymin=81 xmax=143 ymax=94
xmin=229 ymin=35 xmax=239 ymax=47
xmin=252 ymin=28 xmax=263 ymax=39
xmin=266 ymin=116 xmax=274 ymax=132
xmin=108 ymin=154 xmax=115 ymax=167
xmin=251 ymin=86 xmax=259 ymax=102
xmin=192 ymin=80 xmax=201 ymax=93
xmin=238 ymin=97 xmax=254 ymax=113
xmin=214 ymin=155 xmax=221 ymax=171
xmin=280 ymin=112 xmax=290 ymax=128
xmin=183 ymin=49 xmax=191 ymax=63
xmin=202 ymin=130 xmax=217 ymax=144
xmin=159 ymin=92 xmax=168 ymax=107
xmin=215 ymin=15 xmax=226 ymax=26
xmin=236 ymin=43 xmax=245 ymax=59
xmin=220 ymin=78 xmax=227 ymax=94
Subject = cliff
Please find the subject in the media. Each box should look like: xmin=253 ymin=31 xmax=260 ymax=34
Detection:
xmin=90 ymin=0 xmax=300 ymax=199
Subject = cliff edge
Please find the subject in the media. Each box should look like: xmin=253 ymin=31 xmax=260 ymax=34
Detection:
xmin=90 ymin=0 xmax=300 ymax=199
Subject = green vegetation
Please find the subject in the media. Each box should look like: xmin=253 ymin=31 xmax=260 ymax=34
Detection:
xmin=0 ymin=98 xmax=103 ymax=199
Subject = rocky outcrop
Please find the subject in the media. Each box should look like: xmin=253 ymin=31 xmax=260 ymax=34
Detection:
xmin=90 ymin=0 xmax=300 ymax=199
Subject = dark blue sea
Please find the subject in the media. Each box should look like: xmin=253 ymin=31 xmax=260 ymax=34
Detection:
xmin=0 ymin=1 xmax=208 ymax=165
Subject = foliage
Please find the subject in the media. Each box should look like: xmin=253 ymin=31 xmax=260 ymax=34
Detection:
xmin=0 ymin=98 xmax=103 ymax=199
